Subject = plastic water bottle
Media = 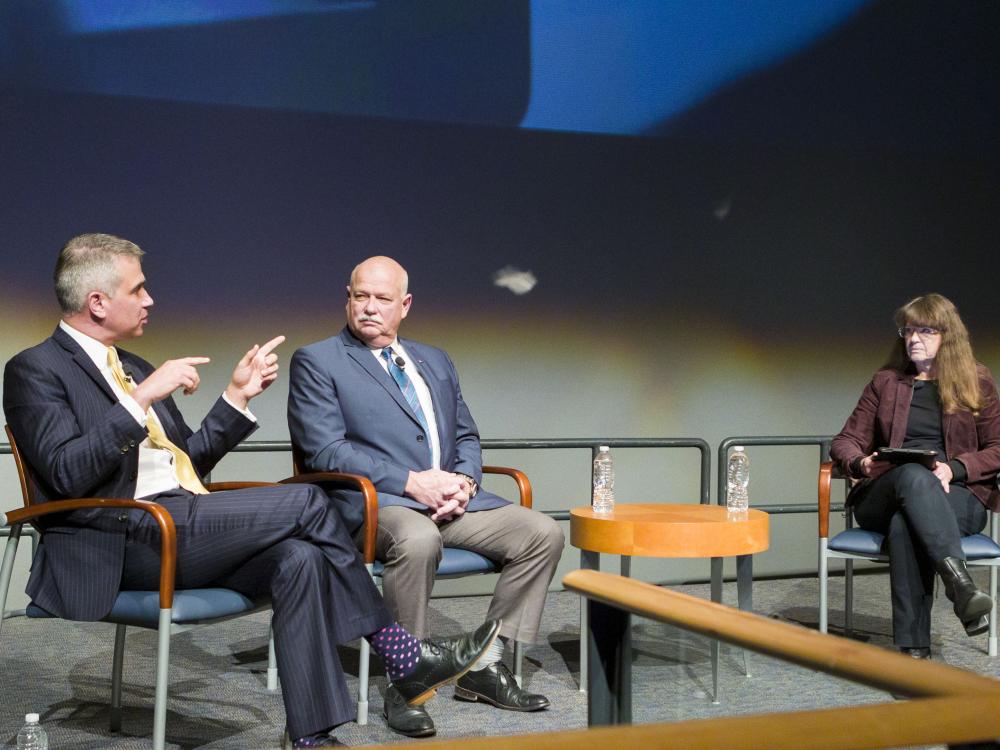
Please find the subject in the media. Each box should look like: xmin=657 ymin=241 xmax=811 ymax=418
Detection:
xmin=17 ymin=713 xmax=48 ymax=750
xmin=726 ymin=446 xmax=750 ymax=518
xmin=593 ymin=446 xmax=615 ymax=514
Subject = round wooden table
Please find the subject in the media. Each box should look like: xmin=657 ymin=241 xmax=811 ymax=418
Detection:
xmin=570 ymin=503 xmax=769 ymax=705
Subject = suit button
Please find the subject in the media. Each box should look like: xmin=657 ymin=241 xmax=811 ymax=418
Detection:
xmin=117 ymin=513 xmax=128 ymax=522
xmin=120 ymin=445 xmax=129 ymax=453
xmin=128 ymin=439 xmax=136 ymax=448
xmin=416 ymin=435 xmax=424 ymax=442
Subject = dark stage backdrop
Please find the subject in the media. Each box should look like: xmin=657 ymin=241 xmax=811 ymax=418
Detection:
xmin=1 ymin=2 xmax=998 ymax=582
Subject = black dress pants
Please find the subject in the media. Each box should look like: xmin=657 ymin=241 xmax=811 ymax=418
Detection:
xmin=852 ymin=463 xmax=987 ymax=648
xmin=120 ymin=483 xmax=391 ymax=738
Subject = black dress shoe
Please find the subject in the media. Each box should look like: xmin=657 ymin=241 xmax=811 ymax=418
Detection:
xmin=393 ymin=618 xmax=502 ymax=706
xmin=936 ymin=556 xmax=993 ymax=636
xmin=281 ymin=729 xmax=343 ymax=748
xmin=383 ymin=685 xmax=436 ymax=737
xmin=454 ymin=662 xmax=551 ymax=711
xmin=899 ymin=646 xmax=931 ymax=659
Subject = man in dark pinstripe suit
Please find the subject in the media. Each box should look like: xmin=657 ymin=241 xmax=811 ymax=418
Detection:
xmin=3 ymin=234 xmax=499 ymax=749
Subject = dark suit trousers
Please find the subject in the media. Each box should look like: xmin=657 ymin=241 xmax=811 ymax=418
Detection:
xmin=120 ymin=484 xmax=391 ymax=738
xmin=852 ymin=463 xmax=987 ymax=648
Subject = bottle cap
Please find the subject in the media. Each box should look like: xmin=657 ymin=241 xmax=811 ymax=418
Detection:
xmin=598 ymin=445 xmax=610 ymax=452
xmin=25 ymin=713 xmax=39 ymax=723
xmin=732 ymin=446 xmax=745 ymax=452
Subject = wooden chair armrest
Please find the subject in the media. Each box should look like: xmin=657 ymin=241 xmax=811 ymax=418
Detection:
xmin=482 ymin=466 xmax=532 ymax=509
xmin=818 ymin=460 xmax=833 ymax=539
xmin=280 ymin=471 xmax=379 ymax=564
xmin=2 ymin=498 xmax=178 ymax=609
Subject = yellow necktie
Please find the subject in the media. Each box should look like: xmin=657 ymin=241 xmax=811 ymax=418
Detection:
xmin=107 ymin=347 xmax=209 ymax=495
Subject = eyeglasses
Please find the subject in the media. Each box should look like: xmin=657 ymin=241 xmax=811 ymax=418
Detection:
xmin=898 ymin=326 xmax=941 ymax=339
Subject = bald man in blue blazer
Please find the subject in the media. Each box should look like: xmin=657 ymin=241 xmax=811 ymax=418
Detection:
xmin=288 ymin=256 xmax=564 ymax=736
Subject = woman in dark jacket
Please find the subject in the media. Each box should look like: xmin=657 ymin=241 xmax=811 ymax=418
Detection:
xmin=831 ymin=293 xmax=1000 ymax=657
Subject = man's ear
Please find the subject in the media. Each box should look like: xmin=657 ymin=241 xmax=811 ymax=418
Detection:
xmin=87 ymin=291 xmax=108 ymax=320
xmin=401 ymin=293 xmax=413 ymax=318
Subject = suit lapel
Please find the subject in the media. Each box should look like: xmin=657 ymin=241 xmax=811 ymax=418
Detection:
xmin=53 ymin=327 xmax=117 ymax=403
xmin=340 ymin=328 xmax=420 ymax=426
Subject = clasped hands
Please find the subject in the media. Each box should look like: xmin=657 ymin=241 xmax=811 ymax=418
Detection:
xmin=858 ymin=451 xmax=954 ymax=493
xmin=130 ymin=335 xmax=286 ymax=411
xmin=405 ymin=468 xmax=474 ymax=522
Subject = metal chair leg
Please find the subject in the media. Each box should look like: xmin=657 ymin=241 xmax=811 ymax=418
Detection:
xmin=0 ymin=527 xmax=22 ymax=637
xmin=152 ymin=609 xmax=172 ymax=750
xmin=267 ymin=623 xmax=279 ymax=692
xmin=819 ymin=539 xmax=829 ymax=633
xmin=512 ymin=640 xmax=524 ymax=687
xmin=110 ymin=624 xmax=127 ymax=732
xmin=357 ymin=637 xmax=370 ymax=725
xmin=844 ymin=559 xmax=855 ymax=636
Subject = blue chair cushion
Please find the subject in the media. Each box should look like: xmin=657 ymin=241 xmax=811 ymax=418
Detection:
xmin=963 ymin=533 xmax=1000 ymax=561
xmin=829 ymin=529 xmax=1000 ymax=562
xmin=27 ymin=588 xmax=262 ymax=628
xmin=829 ymin=529 xmax=886 ymax=557
xmin=372 ymin=547 xmax=499 ymax=579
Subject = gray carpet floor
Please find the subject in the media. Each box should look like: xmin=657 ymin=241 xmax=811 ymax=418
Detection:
xmin=2 ymin=570 xmax=998 ymax=749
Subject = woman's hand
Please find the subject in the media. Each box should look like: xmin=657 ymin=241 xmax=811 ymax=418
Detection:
xmin=932 ymin=461 xmax=953 ymax=493
xmin=858 ymin=452 xmax=878 ymax=476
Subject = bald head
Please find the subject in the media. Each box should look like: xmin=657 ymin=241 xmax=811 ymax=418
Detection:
xmin=350 ymin=256 xmax=408 ymax=296
xmin=346 ymin=256 xmax=413 ymax=348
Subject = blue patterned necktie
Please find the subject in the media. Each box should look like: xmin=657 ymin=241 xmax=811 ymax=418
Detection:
xmin=382 ymin=347 xmax=429 ymax=435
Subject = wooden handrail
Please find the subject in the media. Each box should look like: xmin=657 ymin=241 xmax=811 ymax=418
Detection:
xmin=563 ymin=569 xmax=1000 ymax=699
xmin=483 ymin=466 xmax=532 ymax=509
xmin=3 ymin=498 xmax=177 ymax=609
xmin=363 ymin=694 xmax=1000 ymax=750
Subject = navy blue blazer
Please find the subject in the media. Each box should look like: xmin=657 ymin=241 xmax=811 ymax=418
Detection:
xmin=3 ymin=326 xmax=256 ymax=620
xmin=287 ymin=327 xmax=509 ymax=532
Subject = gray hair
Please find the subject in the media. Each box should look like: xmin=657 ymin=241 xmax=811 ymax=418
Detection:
xmin=54 ymin=233 xmax=145 ymax=314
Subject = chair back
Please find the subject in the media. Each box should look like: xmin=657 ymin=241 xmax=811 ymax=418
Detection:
xmin=5 ymin=424 xmax=38 ymax=508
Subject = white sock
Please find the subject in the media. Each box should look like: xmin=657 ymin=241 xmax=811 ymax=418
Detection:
xmin=469 ymin=637 xmax=505 ymax=671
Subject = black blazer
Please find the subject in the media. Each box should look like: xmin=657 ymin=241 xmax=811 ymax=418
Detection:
xmin=3 ymin=326 xmax=256 ymax=619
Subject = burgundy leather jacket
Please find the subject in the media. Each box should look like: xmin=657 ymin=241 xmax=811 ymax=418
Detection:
xmin=831 ymin=364 xmax=1000 ymax=510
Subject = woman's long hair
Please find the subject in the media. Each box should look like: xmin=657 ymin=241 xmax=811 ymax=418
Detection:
xmin=883 ymin=293 xmax=982 ymax=414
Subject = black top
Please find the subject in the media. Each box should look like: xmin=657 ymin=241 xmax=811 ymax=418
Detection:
xmin=903 ymin=379 xmax=967 ymax=482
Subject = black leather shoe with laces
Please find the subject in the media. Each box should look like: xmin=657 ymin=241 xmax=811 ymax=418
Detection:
xmin=383 ymin=685 xmax=436 ymax=737
xmin=454 ymin=662 xmax=551 ymax=711
xmin=392 ymin=618 xmax=502 ymax=706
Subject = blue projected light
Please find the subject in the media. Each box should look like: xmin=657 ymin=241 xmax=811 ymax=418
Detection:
xmin=521 ymin=0 xmax=871 ymax=135
xmin=61 ymin=0 xmax=374 ymax=33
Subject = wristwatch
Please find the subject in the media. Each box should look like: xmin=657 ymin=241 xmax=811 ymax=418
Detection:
xmin=458 ymin=473 xmax=479 ymax=498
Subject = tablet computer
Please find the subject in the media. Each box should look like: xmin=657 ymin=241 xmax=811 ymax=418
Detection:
xmin=875 ymin=447 xmax=938 ymax=469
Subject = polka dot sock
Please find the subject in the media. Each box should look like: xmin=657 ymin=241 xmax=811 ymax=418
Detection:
xmin=368 ymin=622 xmax=422 ymax=681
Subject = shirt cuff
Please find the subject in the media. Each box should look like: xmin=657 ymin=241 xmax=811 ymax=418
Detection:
xmin=222 ymin=392 xmax=257 ymax=422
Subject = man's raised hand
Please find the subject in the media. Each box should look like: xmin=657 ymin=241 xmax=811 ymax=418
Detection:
xmin=227 ymin=335 xmax=286 ymax=409
xmin=130 ymin=357 xmax=212 ymax=410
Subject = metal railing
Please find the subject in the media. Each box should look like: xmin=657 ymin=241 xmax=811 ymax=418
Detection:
xmin=717 ymin=435 xmax=841 ymax=514
xmin=225 ymin=438 xmax=712 ymax=521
